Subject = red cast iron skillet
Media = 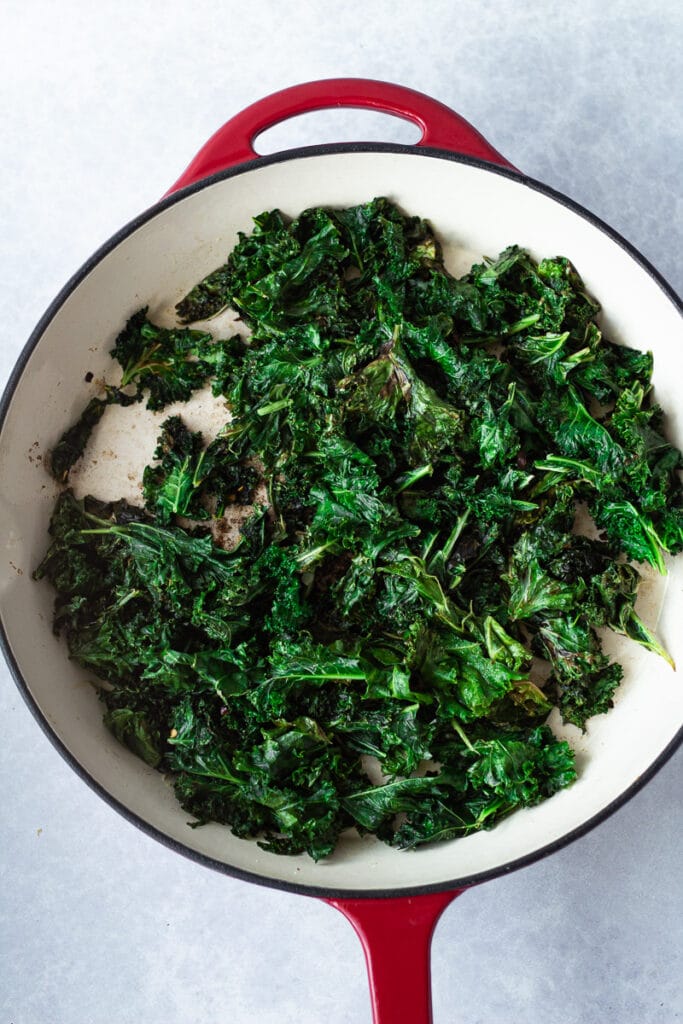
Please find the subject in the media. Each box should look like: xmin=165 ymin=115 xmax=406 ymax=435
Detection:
xmin=1 ymin=80 xmax=682 ymax=1023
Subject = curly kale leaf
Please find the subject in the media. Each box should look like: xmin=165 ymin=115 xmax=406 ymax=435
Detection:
xmin=49 ymin=397 xmax=109 ymax=482
xmin=111 ymin=308 xmax=236 ymax=410
xmin=141 ymin=416 xmax=258 ymax=525
xmin=48 ymin=385 xmax=143 ymax=483
xmin=383 ymin=725 xmax=576 ymax=850
xmin=177 ymin=208 xmax=349 ymax=335
xmin=142 ymin=416 xmax=208 ymax=524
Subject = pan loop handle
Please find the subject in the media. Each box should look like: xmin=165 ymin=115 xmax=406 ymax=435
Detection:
xmin=326 ymin=889 xmax=464 ymax=1024
xmin=165 ymin=78 xmax=515 ymax=195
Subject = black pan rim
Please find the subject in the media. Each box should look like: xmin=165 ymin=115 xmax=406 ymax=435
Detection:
xmin=1 ymin=140 xmax=681 ymax=899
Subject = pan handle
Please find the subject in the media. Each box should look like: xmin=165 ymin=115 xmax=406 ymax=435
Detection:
xmin=326 ymin=889 xmax=463 ymax=1024
xmin=165 ymin=78 xmax=515 ymax=194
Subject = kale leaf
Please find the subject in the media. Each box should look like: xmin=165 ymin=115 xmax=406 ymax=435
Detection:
xmin=49 ymin=397 xmax=109 ymax=482
xmin=110 ymin=308 xmax=237 ymax=410
xmin=141 ymin=416 xmax=258 ymax=524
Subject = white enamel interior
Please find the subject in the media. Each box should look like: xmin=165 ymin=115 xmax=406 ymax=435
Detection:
xmin=1 ymin=151 xmax=681 ymax=894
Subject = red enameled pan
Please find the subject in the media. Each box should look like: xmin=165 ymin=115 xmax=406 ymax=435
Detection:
xmin=1 ymin=80 xmax=681 ymax=1023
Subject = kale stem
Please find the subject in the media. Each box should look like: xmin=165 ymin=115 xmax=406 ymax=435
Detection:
xmin=451 ymin=720 xmax=474 ymax=751
xmin=394 ymin=463 xmax=433 ymax=494
xmin=295 ymin=541 xmax=336 ymax=567
xmin=442 ymin=510 xmax=471 ymax=562
xmin=505 ymin=313 xmax=541 ymax=336
xmin=257 ymin=398 xmax=293 ymax=416
xmin=121 ymin=342 xmax=162 ymax=386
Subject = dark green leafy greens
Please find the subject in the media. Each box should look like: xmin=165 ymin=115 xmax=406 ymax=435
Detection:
xmin=49 ymin=396 xmax=109 ymax=482
xmin=109 ymin=308 xmax=231 ymax=411
xmin=37 ymin=198 xmax=682 ymax=860
xmin=48 ymin=311 xmax=241 ymax=483
xmin=141 ymin=415 xmax=258 ymax=524
xmin=48 ymin=387 xmax=140 ymax=482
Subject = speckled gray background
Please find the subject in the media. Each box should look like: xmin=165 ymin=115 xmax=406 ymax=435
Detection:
xmin=1 ymin=2 xmax=681 ymax=1022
